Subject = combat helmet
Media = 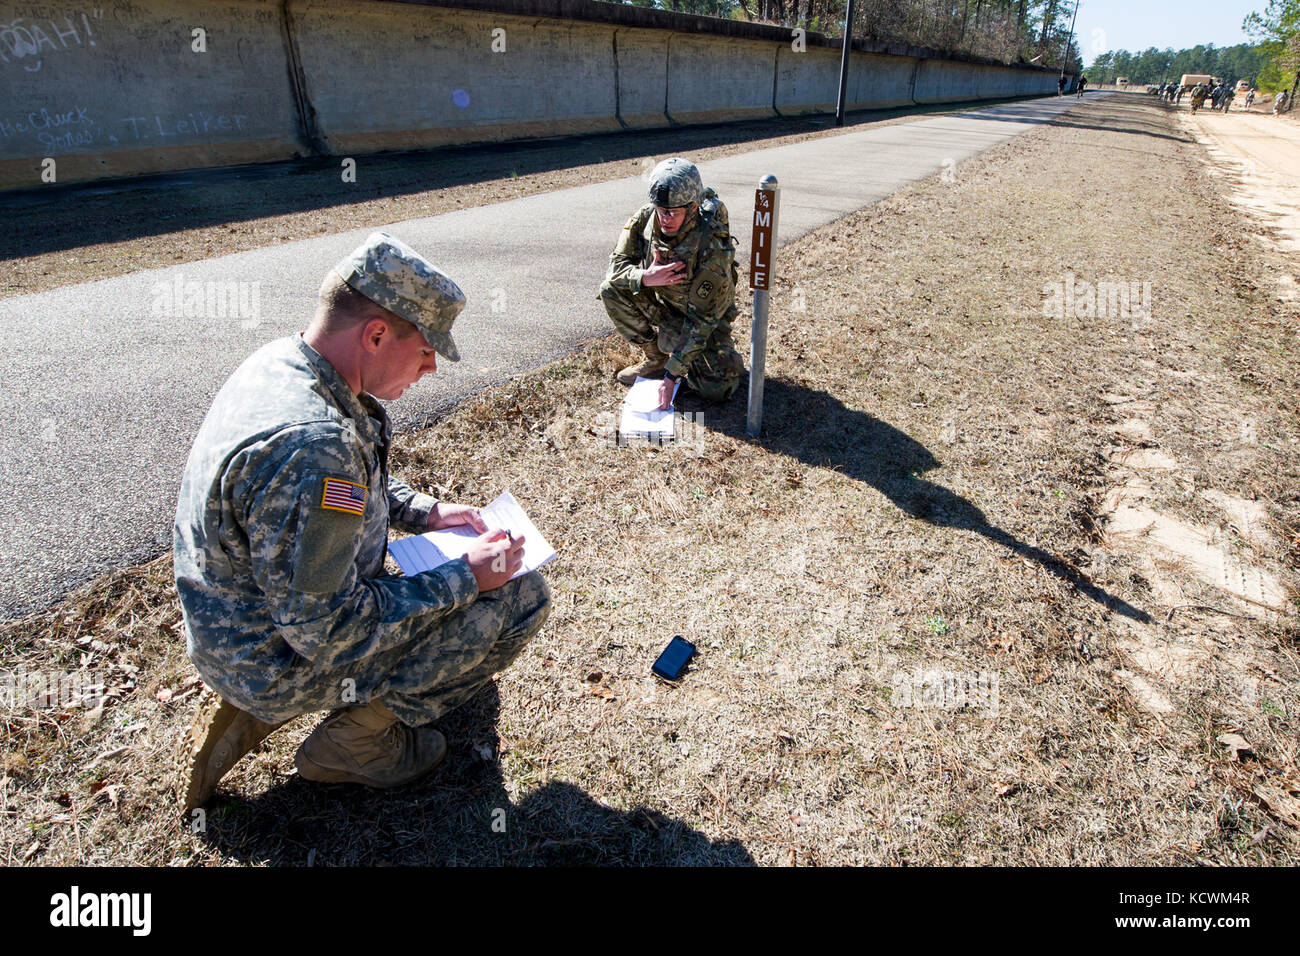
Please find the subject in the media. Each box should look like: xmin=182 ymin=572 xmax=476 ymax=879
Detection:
xmin=647 ymin=158 xmax=703 ymax=208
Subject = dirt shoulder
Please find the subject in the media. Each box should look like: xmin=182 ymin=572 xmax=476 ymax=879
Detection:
xmin=2 ymin=96 xmax=1297 ymax=866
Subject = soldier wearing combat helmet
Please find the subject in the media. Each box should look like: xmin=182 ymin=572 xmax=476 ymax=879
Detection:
xmin=599 ymin=157 xmax=744 ymax=411
xmin=174 ymin=231 xmax=551 ymax=810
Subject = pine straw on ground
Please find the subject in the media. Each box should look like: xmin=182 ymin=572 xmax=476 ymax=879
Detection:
xmin=2 ymin=95 xmax=1297 ymax=866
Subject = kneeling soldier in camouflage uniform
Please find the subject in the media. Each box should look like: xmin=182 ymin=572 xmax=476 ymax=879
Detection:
xmin=174 ymin=232 xmax=551 ymax=811
xmin=599 ymin=157 xmax=744 ymax=411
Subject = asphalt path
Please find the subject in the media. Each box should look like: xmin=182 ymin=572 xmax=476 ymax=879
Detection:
xmin=0 ymin=93 xmax=1098 ymax=617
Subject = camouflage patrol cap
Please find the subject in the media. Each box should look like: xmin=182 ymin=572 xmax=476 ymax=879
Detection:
xmin=333 ymin=231 xmax=465 ymax=362
xmin=647 ymin=158 xmax=703 ymax=208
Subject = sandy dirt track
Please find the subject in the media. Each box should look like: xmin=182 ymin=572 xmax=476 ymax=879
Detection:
xmin=1183 ymin=107 xmax=1300 ymax=256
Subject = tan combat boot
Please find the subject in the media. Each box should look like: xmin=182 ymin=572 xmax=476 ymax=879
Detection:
xmin=294 ymin=699 xmax=447 ymax=788
xmin=179 ymin=691 xmax=286 ymax=813
xmin=616 ymin=339 xmax=669 ymax=386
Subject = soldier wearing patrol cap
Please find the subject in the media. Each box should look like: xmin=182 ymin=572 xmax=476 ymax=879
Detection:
xmin=599 ymin=157 xmax=744 ymax=411
xmin=173 ymin=231 xmax=551 ymax=811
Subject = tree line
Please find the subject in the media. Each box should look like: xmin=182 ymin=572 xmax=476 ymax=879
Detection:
xmin=1245 ymin=0 xmax=1300 ymax=95
xmin=610 ymin=0 xmax=1084 ymax=71
xmin=1086 ymin=44 xmax=1266 ymax=87
xmin=1085 ymin=2 xmax=1300 ymax=96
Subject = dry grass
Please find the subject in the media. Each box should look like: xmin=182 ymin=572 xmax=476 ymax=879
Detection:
xmin=2 ymin=95 xmax=1297 ymax=865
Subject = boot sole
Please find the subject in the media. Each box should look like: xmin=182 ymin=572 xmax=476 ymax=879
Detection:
xmin=178 ymin=691 xmax=284 ymax=813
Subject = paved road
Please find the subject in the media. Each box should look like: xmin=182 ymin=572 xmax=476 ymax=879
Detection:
xmin=0 ymin=93 xmax=1098 ymax=617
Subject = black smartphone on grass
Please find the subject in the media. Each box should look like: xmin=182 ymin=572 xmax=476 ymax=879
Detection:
xmin=652 ymin=636 xmax=697 ymax=681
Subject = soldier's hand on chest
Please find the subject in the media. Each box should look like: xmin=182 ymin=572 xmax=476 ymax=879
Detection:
xmin=642 ymin=246 xmax=688 ymax=288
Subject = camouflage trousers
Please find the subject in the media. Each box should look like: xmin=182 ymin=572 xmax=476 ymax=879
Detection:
xmin=268 ymin=571 xmax=551 ymax=727
xmin=599 ymin=281 xmax=744 ymax=402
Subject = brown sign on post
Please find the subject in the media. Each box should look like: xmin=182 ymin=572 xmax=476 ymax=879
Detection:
xmin=749 ymin=188 xmax=773 ymax=290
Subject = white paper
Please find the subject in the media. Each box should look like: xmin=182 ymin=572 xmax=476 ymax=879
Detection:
xmin=389 ymin=491 xmax=557 ymax=579
xmin=619 ymin=376 xmax=680 ymax=439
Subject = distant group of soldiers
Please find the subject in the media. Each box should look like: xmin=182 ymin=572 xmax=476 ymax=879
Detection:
xmin=1156 ymin=82 xmax=1185 ymax=105
xmin=1156 ymin=79 xmax=1290 ymax=116
xmin=1196 ymin=83 xmax=1230 ymax=112
xmin=1162 ymin=81 xmax=1239 ymax=114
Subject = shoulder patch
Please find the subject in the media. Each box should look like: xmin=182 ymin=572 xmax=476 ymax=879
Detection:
xmin=291 ymin=472 xmax=368 ymax=593
xmin=320 ymin=476 xmax=367 ymax=516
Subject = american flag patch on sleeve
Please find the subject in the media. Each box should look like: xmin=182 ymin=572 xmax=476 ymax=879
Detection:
xmin=320 ymin=477 xmax=367 ymax=516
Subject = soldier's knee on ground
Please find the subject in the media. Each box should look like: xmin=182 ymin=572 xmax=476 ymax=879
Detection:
xmin=484 ymin=571 xmax=550 ymax=674
xmin=479 ymin=570 xmax=551 ymax=645
xmin=597 ymin=278 xmax=622 ymax=305
xmin=369 ymin=572 xmax=553 ymax=727
xmin=688 ymin=373 xmax=742 ymax=403
xmin=599 ymin=281 xmax=656 ymax=344
xmin=509 ymin=570 xmax=551 ymax=639
xmin=685 ymin=348 xmax=744 ymax=402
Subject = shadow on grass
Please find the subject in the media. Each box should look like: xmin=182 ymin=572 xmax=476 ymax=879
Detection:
xmin=696 ymin=376 xmax=1152 ymax=624
xmin=198 ymin=684 xmax=754 ymax=866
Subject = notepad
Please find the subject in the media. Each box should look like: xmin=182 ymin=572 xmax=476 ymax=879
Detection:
xmin=388 ymin=491 xmax=557 ymax=579
xmin=619 ymin=376 xmax=681 ymax=440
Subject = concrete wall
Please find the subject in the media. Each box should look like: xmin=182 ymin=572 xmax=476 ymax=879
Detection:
xmin=915 ymin=58 xmax=1040 ymax=103
xmin=0 ymin=0 xmax=304 ymax=188
xmin=0 ymin=0 xmax=1064 ymax=190
xmin=664 ymin=33 xmax=775 ymax=124
xmin=776 ymin=46 xmax=919 ymax=113
xmin=293 ymin=2 xmax=624 ymax=152
xmin=614 ymin=26 xmax=668 ymax=129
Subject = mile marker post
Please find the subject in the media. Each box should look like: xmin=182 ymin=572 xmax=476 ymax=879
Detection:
xmin=747 ymin=175 xmax=779 ymax=437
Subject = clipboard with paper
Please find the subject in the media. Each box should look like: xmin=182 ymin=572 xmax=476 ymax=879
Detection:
xmin=619 ymin=376 xmax=681 ymax=440
xmin=388 ymin=491 xmax=556 ymax=579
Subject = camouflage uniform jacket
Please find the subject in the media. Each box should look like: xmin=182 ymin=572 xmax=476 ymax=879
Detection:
xmin=173 ymin=335 xmax=479 ymax=721
xmin=603 ymin=193 xmax=739 ymax=379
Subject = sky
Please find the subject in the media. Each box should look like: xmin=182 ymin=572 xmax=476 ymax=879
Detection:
xmin=1073 ymin=0 xmax=1267 ymax=62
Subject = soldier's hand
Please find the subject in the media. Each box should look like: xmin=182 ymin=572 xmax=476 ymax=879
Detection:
xmin=642 ymin=249 xmax=688 ymax=288
xmin=465 ymin=529 xmax=525 ymax=593
xmin=428 ymin=502 xmax=488 ymax=533
xmin=657 ymin=375 xmax=677 ymax=411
